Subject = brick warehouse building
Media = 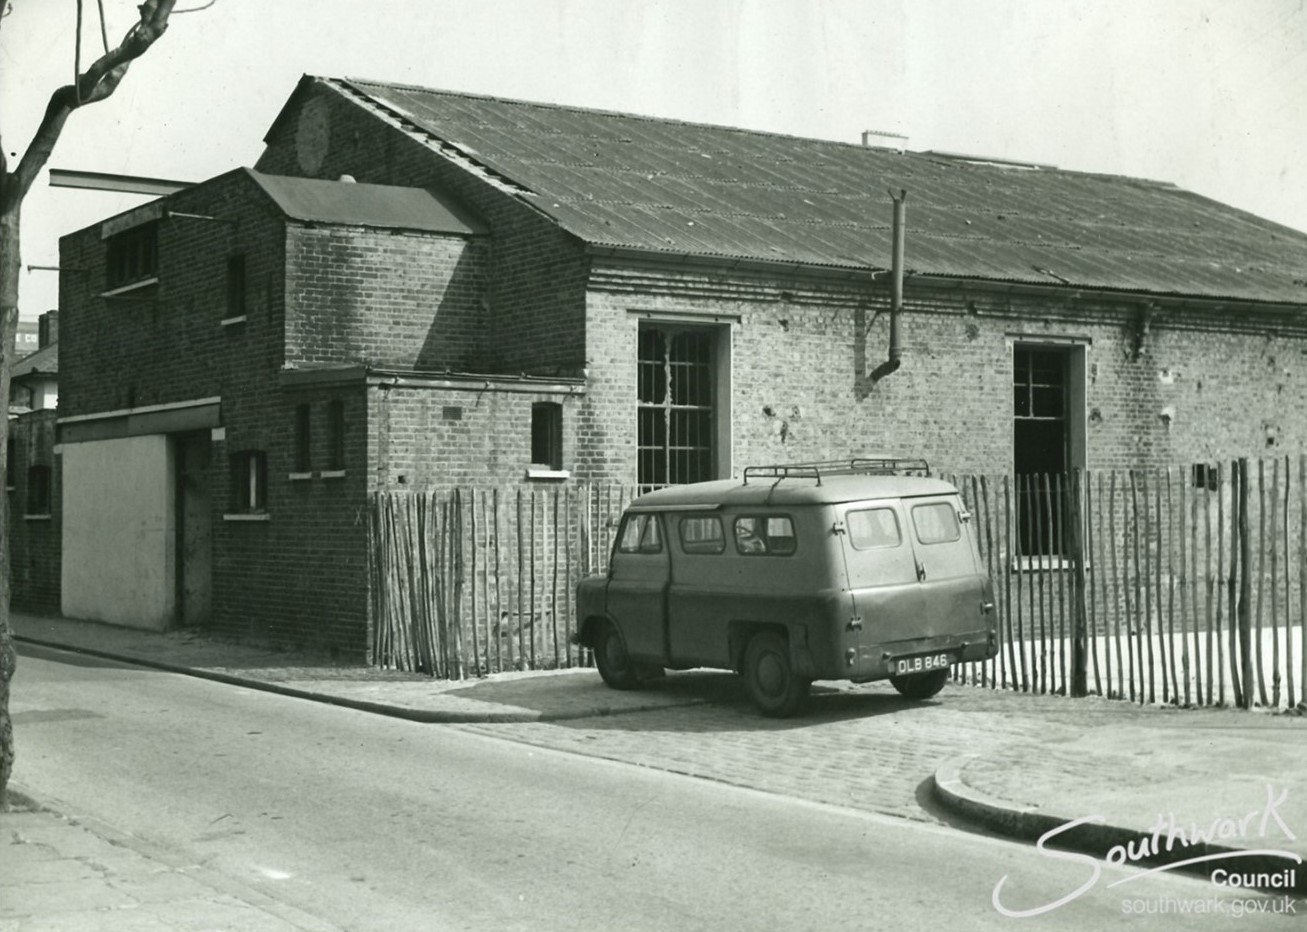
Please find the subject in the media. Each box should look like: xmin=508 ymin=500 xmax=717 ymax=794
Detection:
xmin=55 ymin=75 xmax=1307 ymax=656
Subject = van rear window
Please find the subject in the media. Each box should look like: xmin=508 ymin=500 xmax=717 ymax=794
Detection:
xmin=847 ymin=508 xmax=901 ymax=550
xmin=912 ymin=502 xmax=961 ymax=544
xmin=680 ymin=516 xmax=725 ymax=554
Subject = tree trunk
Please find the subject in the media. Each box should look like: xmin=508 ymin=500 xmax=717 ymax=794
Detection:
xmin=0 ymin=203 xmax=21 ymax=809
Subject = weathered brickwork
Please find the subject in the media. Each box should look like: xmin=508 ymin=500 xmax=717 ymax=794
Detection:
xmin=210 ymin=383 xmax=370 ymax=654
xmin=367 ymin=381 xmax=583 ymax=491
xmin=255 ymin=80 xmax=589 ymax=377
xmin=7 ymin=411 xmax=61 ymax=612
xmin=286 ymin=226 xmax=488 ymax=372
xmin=584 ymin=263 xmax=1307 ymax=482
xmin=59 ymin=170 xmax=288 ymax=419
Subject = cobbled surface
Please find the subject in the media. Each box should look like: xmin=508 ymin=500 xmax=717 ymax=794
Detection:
xmin=455 ymin=680 xmax=1174 ymax=823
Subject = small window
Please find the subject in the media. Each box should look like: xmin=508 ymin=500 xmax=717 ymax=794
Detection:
xmin=326 ymin=400 xmax=345 ymax=471
xmin=912 ymin=502 xmax=961 ymax=544
xmin=26 ymin=464 xmax=51 ymax=515
xmin=848 ymin=508 xmax=902 ymax=550
xmin=1192 ymin=463 xmax=1219 ymax=492
xmin=531 ymin=402 xmax=563 ymax=470
xmin=732 ymin=515 xmax=797 ymax=556
xmin=679 ymin=515 xmax=725 ymax=554
xmin=616 ymin=513 xmax=662 ymax=554
xmin=231 ymin=450 xmax=268 ymax=513
xmin=226 ymin=254 xmax=247 ymax=318
xmin=293 ymin=404 xmax=312 ymax=472
xmin=106 ymin=221 xmax=158 ymax=290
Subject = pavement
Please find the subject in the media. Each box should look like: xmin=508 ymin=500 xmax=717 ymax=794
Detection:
xmin=4 ymin=611 xmax=1306 ymax=929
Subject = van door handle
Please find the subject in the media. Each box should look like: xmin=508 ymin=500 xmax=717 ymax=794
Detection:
xmin=980 ymin=601 xmax=995 ymax=614
xmin=916 ymin=561 xmax=927 ymax=582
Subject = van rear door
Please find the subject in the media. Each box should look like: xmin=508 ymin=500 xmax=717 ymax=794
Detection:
xmin=903 ymin=495 xmax=988 ymax=639
xmin=838 ymin=501 xmax=923 ymax=643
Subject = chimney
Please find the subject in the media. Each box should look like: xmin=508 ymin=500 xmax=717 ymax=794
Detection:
xmin=861 ymin=130 xmax=908 ymax=153
xmin=38 ymin=310 xmax=58 ymax=348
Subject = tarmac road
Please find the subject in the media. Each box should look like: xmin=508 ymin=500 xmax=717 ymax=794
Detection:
xmin=7 ymin=645 xmax=1297 ymax=931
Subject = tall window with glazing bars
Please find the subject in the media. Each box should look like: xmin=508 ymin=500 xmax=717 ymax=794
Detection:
xmin=637 ymin=325 xmax=714 ymax=491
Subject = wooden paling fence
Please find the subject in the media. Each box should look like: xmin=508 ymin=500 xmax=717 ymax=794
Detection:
xmin=947 ymin=456 xmax=1307 ymax=710
xmin=369 ymin=457 xmax=1307 ymax=710
xmin=368 ymin=486 xmax=637 ymax=678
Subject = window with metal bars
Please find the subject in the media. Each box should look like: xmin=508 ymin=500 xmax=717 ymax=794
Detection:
xmin=637 ymin=325 xmax=715 ymax=492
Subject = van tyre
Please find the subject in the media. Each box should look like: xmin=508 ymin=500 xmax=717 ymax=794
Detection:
xmin=743 ymin=633 xmax=810 ymax=717
xmin=594 ymin=621 xmax=641 ymax=690
xmin=889 ymin=668 xmax=949 ymax=700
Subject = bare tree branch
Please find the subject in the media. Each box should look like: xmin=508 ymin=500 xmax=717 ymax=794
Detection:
xmin=7 ymin=0 xmax=178 ymax=206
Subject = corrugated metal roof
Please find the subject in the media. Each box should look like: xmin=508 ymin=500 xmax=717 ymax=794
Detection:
xmin=247 ymin=169 xmax=486 ymax=235
xmin=338 ymin=78 xmax=1307 ymax=305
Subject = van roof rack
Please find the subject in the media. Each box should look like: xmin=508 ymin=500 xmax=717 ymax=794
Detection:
xmin=742 ymin=457 xmax=931 ymax=485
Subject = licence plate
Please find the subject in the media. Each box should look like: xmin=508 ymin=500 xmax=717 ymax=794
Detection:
xmin=892 ymin=652 xmax=954 ymax=675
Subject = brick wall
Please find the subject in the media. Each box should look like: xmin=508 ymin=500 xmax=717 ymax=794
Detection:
xmin=212 ymin=383 xmax=370 ymax=655
xmin=368 ymin=381 xmax=583 ymax=492
xmin=8 ymin=410 xmax=61 ymax=612
xmin=286 ymin=226 xmax=488 ymax=372
xmin=584 ymin=262 xmax=1307 ymax=482
xmin=255 ymin=79 xmax=589 ymax=377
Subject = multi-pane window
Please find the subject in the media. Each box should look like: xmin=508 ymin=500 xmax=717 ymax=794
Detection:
xmin=26 ymin=465 xmax=51 ymax=515
xmin=226 ymin=254 xmax=247 ymax=318
xmin=106 ymin=222 xmax=159 ymax=290
xmin=231 ymin=450 xmax=267 ymax=513
xmin=638 ymin=326 xmax=714 ymax=492
xmin=1013 ymin=347 xmax=1069 ymax=557
xmin=293 ymin=404 xmax=312 ymax=472
xmin=530 ymin=402 xmax=563 ymax=470
xmin=326 ymin=400 xmax=346 ymax=471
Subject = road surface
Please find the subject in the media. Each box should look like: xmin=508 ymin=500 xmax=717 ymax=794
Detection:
xmin=7 ymin=645 xmax=1296 ymax=930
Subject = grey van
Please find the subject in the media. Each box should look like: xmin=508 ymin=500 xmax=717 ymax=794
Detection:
xmin=574 ymin=459 xmax=998 ymax=716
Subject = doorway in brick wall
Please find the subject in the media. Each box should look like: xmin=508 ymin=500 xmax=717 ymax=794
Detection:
xmin=174 ymin=431 xmax=213 ymax=627
xmin=1012 ymin=343 xmax=1086 ymax=558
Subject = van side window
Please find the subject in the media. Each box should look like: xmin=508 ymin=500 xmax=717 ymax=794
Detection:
xmin=617 ymin=514 xmax=663 ymax=554
xmin=848 ymin=508 xmax=901 ymax=549
xmin=733 ymin=515 xmax=797 ymax=555
xmin=912 ymin=502 xmax=961 ymax=544
xmin=679 ymin=515 xmax=725 ymax=554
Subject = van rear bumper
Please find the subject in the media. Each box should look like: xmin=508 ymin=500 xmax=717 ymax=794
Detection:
xmin=841 ymin=629 xmax=997 ymax=683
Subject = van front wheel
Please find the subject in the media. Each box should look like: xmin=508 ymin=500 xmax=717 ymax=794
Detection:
xmin=889 ymin=668 xmax=949 ymax=700
xmin=594 ymin=622 xmax=641 ymax=690
xmin=742 ymin=633 xmax=810 ymax=717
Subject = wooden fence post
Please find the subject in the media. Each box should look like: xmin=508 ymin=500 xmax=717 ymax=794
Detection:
xmin=1238 ymin=457 xmax=1254 ymax=709
xmin=1069 ymin=469 xmax=1088 ymax=697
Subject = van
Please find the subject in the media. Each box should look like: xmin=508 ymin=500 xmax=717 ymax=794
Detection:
xmin=574 ymin=459 xmax=998 ymax=716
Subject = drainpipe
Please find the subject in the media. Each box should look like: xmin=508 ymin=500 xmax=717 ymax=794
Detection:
xmin=871 ymin=189 xmax=907 ymax=382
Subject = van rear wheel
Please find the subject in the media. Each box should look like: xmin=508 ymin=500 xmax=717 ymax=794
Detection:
xmin=742 ymin=633 xmax=810 ymax=717
xmin=889 ymin=668 xmax=949 ymax=700
xmin=594 ymin=621 xmax=641 ymax=690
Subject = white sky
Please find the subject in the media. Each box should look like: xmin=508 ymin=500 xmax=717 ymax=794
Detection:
xmin=3 ymin=0 xmax=1305 ymax=319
